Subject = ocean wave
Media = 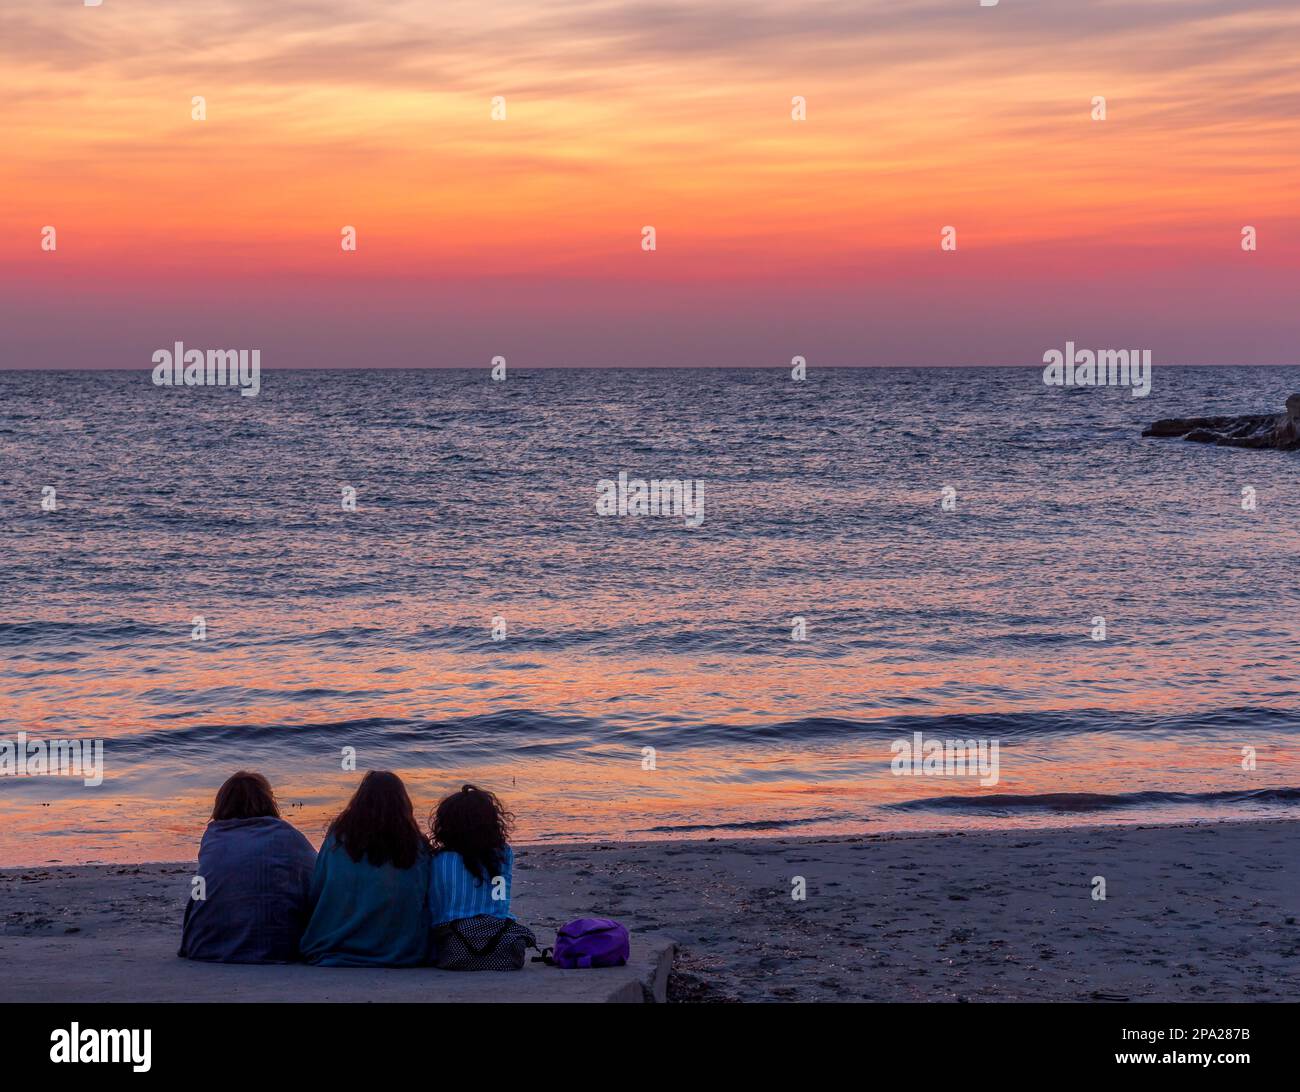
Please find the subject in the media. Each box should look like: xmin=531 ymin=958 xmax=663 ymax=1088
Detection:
xmin=90 ymin=705 xmax=1300 ymax=763
xmin=0 ymin=620 xmax=173 ymax=647
xmin=886 ymin=787 xmax=1300 ymax=814
xmin=630 ymin=815 xmax=849 ymax=834
xmin=105 ymin=710 xmax=603 ymax=757
xmin=639 ymin=706 xmax=1300 ymax=747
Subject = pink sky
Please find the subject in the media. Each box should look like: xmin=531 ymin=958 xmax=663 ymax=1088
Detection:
xmin=3 ymin=0 xmax=1299 ymax=367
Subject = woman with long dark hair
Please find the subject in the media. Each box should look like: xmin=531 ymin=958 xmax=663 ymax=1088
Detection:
xmin=178 ymin=770 xmax=317 ymax=964
xmin=299 ymin=771 xmax=431 ymax=966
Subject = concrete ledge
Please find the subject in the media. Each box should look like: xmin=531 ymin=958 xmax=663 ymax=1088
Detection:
xmin=0 ymin=934 xmax=676 ymax=1004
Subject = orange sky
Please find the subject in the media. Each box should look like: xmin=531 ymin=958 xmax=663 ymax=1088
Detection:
xmin=3 ymin=0 xmax=1299 ymax=366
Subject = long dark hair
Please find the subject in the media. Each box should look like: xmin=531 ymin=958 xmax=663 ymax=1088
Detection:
xmin=328 ymin=771 xmax=427 ymax=869
xmin=211 ymin=771 xmax=280 ymax=821
xmin=429 ymin=784 xmax=513 ymax=883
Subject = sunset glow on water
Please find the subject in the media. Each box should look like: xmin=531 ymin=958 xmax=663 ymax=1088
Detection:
xmin=3 ymin=367 xmax=1299 ymax=864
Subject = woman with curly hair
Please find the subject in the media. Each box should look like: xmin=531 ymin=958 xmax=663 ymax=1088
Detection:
xmin=427 ymin=784 xmax=533 ymax=969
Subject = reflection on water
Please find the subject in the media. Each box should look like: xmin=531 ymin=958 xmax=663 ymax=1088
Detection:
xmin=2 ymin=366 xmax=1299 ymax=863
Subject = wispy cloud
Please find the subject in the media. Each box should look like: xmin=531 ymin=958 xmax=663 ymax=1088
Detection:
xmin=2 ymin=0 xmax=1298 ymax=366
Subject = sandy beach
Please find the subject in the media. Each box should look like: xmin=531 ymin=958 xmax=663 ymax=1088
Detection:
xmin=3 ymin=818 xmax=1297 ymax=1002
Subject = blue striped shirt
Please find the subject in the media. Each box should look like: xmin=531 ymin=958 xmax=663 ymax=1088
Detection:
xmin=429 ymin=846 xmax=513 ymax=927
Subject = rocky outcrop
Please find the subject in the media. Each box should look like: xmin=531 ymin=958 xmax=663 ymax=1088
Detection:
xmin=1143 ymin=394 xmax=1300 ymax=450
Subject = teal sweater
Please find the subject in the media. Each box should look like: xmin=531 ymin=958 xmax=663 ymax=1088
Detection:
xmin=299 ymin=835 xmax=430 ymax=967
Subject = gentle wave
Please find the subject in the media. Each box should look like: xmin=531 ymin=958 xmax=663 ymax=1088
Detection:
xmin=0 ymin=620 xmax=174 ymax=647
xmin=93 ymin=705 xmax=1300 ymax=758
xmin=887 ymin=787 xmax=1300 ymax=814
xmin=630 ymin=815 xmax=851 ymax=834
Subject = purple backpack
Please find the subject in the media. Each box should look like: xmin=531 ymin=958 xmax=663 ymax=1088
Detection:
xmin=547 ymin=917 xmax=630 ymax=969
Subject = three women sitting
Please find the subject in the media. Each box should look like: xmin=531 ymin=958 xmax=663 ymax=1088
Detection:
xmin=179 ymin=770 xmax=522 ymax=968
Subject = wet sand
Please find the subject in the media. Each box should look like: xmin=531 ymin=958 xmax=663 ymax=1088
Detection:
xmin=2 ymin=819 xmax=1297 ymax=1002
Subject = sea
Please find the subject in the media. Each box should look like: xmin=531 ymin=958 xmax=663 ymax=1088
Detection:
xmin=2 ymin=365 xmax=1298 ymax=864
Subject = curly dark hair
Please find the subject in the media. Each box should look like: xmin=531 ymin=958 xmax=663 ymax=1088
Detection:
xmin=429 ymin=784 xmax=514 ymax=883
xmin=328 ymin=771 xmax=427 ymax=870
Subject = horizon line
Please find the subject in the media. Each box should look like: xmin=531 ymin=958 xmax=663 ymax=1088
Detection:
xmin=4 ymin=361 xmax=1300 ymax=375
